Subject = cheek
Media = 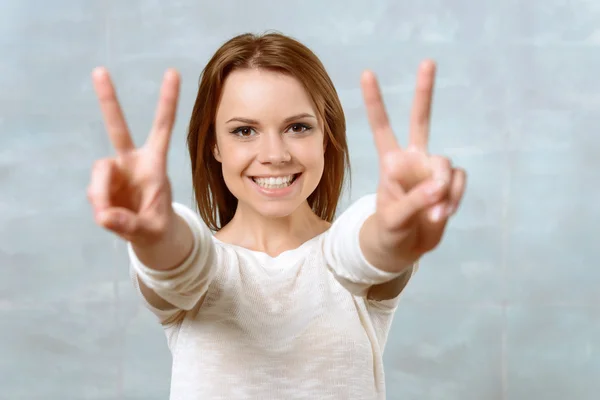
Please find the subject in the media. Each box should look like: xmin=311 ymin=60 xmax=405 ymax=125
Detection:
xmin=291 ymin=139 xmax=325 ymax=173
xmin=218 ymin=149 xmax=252 ymax=199
xmin=219 ymin=144 xmax=253 ymax=174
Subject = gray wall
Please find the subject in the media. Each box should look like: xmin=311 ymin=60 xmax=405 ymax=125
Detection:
xmin=2 ymin=0 xmax=599 ymax=399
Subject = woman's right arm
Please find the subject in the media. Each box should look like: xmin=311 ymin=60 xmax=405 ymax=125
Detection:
xmin=87 ymin=67 xmax=218 ymax=324
xmin=128 ymin=202 xmax=219 ymax=323
xmin=130 ymin=208 xmax=195 ymax=272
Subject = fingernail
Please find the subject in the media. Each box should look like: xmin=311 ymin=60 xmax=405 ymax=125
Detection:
xmin=92 ymin=66 xmax=108 ymax=79
xmin=429 ymin=205 xmax=444 ymax=222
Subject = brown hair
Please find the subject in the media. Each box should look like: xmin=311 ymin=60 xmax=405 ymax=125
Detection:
xmin=186 ymin=32 xmax=350 ymax=231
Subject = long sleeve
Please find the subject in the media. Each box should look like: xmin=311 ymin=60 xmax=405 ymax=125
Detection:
xmin=128 ymin=202 xmax=219 ymax=324
xmin=321 ymin=193 xmax=406 ymax=297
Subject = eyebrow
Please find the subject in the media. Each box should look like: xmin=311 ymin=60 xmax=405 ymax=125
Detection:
xmin=226 ymin=113 xmax=317 ymax=124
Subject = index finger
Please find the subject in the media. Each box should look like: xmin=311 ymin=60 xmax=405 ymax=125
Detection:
xmin=92 ymin=67 xmax=135 ymax=154
xmin=408 ymin=60 xmax=436 ymax=152
xmin=360 ymin=70 xmax=400 ymax=158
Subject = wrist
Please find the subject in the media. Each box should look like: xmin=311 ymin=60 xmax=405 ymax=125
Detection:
xmin=360 ymin=214 xmax=416 ymax=273
xmin=131 ymin=206 xmax=194 ymax=271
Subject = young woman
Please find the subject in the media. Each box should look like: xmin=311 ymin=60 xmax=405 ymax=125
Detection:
xmin=87 ymin=33 xmax=466 ymax=399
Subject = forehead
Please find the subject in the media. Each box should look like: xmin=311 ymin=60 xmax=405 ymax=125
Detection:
xmin=216 ymin=68 xmax=317 ymax=120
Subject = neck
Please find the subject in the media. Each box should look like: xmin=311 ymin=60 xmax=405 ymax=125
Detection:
xmin=215 ymin=201 xmax=330 ymax=257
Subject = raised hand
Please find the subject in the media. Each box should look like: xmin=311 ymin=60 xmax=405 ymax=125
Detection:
xmin=87 ymin=67 xmax=181 ymax=246
xmin=361 ymin=60 xmax=466 ymax=263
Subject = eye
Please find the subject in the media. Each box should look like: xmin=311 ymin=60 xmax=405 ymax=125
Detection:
xmin=287 ymin=123 xmax=312 ymax=134
xmin=230 ymin=126 xmax=255 ymax=137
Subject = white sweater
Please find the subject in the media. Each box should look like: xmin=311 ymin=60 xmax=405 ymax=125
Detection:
xmin=128 ymin=194 xmax=416 ymax=400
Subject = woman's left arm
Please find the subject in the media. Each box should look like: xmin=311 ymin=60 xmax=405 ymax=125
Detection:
xmin=357 ymin=60 xmax=467 ymax=298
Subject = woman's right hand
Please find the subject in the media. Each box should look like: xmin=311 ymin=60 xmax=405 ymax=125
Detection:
xmin=87 ymin=67 xmax=181 ymax=247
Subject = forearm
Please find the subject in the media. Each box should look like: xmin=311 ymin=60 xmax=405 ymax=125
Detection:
xmin=131 ymin=210 xmax=195 ymax=271
xmin=322 ymin=194 xmax=407 ymax=297
xmin=359 ymin=214 xmax=414 ymax=274
xmin=127 ymin=202 xmax=218 ymax=313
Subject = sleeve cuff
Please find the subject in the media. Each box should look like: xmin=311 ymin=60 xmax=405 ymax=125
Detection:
xmin=127 ymin=202 xmax=211 ymax=290
xmin=323 ymin=194 xmax=407 ymax=297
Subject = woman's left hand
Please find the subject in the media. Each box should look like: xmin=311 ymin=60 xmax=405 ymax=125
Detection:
xmin=361 ymin=60 xmax=466 ymax=266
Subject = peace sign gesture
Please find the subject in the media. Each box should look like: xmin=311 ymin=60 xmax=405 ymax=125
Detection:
xmin=87 ymin=67 xmax=181 ymax=246
xmin=361 ymin=60 xmax=466 ymax=263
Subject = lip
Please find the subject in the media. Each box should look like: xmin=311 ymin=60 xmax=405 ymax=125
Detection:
xmin=248 ymin=173 xmax=302 ymax=198
xmin=250 ymin=173 xmax=299 ymax=179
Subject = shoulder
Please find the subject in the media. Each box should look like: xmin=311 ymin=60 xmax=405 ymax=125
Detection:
xmin=337 ymin=193 xmax=377 ymax=219
xmin=324 ymin=193 xmax=377 ymax=237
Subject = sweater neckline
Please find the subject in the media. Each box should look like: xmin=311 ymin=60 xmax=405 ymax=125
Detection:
xmin=211 ymin=232 xmax=326 ymax=263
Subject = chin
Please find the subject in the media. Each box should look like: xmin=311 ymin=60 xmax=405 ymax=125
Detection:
xmin=251 ymin=199 xmax=305 ymax=219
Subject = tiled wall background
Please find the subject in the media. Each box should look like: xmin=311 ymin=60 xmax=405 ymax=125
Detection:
xmin=2 ymin=0 xmax=599 ymax=399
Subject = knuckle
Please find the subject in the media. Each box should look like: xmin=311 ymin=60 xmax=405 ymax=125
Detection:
xmin=86 ymin=189 xmax=103 ymax=208
xmin=86 ymin=179 xmax=101 ymax=198
xmin=92 ymin=158 xmax=118 ymax=181
xmin=91 ymin=158 xmax=112 ymax=178
xmin=86 ymin=186 xmax=95 ymax=201
xmin=430 ymin=155 xmax=451 ymax=169
xmin=92 ymin=158 xmax=107 ymax=171
xmin=382 ymin=151 xmax=403 ymax=173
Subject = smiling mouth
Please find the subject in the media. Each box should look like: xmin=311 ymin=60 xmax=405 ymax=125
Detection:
xmin=251 ymin=173 xmax=301 ymax=189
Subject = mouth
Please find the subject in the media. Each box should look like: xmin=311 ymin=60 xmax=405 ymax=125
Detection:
xmin=250 ymin=173 xmax=302 ymax=190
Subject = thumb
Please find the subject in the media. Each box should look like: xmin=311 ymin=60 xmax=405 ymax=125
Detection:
xmin=384 ymin=178 xmax=447 ymax=229
xmin=96 ymin=207 xmax=139 ymax=237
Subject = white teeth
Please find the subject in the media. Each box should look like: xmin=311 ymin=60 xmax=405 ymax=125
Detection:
xmin=253 ymin=175 xmax=295 ymax=189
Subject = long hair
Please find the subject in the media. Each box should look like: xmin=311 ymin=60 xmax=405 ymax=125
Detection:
xmin=186 ymin=32 xmax=350 ymax=231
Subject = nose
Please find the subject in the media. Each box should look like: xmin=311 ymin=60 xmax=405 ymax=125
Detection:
xmin=257 ymin=133 xmax=291 ymax=164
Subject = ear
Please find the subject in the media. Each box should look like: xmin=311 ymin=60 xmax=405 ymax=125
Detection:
xmin=213 ymin=144 xmax=222 ymax=162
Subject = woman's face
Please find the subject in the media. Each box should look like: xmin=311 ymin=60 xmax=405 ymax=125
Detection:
xmin=213 ymin=68 xmax=326 ymax=219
